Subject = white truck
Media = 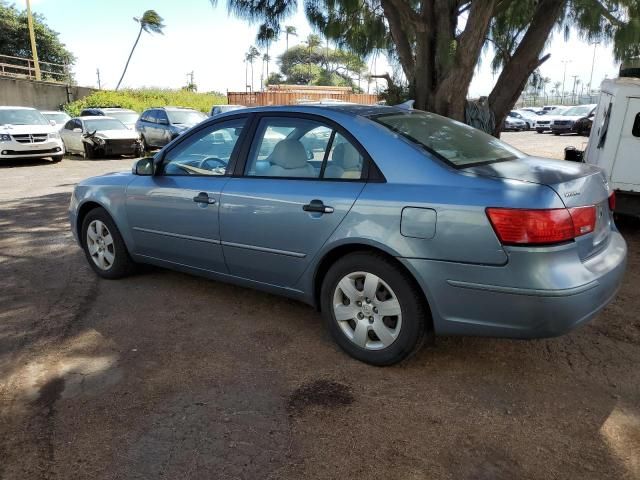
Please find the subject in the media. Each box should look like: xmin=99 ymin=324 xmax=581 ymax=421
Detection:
xmin=584 ymin=77 xmax=640 ymax=216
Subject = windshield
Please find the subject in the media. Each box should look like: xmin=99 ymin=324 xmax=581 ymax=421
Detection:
xmin=84 ymin=119 xmax=127 ymax=131
xmin=108 ymin=112 xmax=138 ymax=124
xmin=0 ymin=109 xmax=49 ymax=126
xmin=562 ymin=105 xmax=593 ymax=117
xmin=42 ymin=112 xmax=70 ymax=124
xmin=374 ymin=111 xmax=523 ymax=167
xmin=167 ymin=110 xmax=206 ymax=125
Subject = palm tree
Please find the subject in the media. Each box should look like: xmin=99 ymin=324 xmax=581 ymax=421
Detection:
xmin=262 ymin=53 xmax=271 ymax=89
xmin=116 ymin=10 xmax=165 ymax=90
xmin=285 ymin=25 xmax=297 ymax=51
xmin=256 ymin=25 xmax=277 ymax=81
xmin=245 ymin=46 xmax=260 ymax=92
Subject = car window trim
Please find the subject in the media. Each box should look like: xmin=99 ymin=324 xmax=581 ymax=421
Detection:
xmin=232 ymin=111 xmax=381 ymax=183
xmin=154 ymin=113 xmax=252 ymax=178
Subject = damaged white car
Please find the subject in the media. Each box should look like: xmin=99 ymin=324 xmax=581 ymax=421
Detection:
xmin=60 ymin=116 xmax=143 ymax=159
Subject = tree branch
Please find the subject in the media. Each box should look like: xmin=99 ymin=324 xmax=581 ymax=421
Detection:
xmin=380 ymin=0 xmax=416 ymax=80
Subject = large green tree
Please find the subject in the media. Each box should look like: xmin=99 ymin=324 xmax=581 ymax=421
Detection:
xmin=211 ymin=0 xmax=640 ymax=135
xmin=0 ymin=1 xmax=75 ymax=81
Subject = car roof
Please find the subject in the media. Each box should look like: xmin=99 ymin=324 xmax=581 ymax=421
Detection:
xmin=225 ymin=104 xmax=404 ymax=118
xmin=0 ymin=106 xmax=37 ymax=111
xmin=40 ymin=110 xmax=69 ymax=114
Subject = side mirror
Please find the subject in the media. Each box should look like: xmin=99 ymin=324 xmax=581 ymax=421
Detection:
xmin=133 ymin=157 xmax=155 ymax=176
xmin=73 ymin=128 xmax=83 ymax=133
xmin=49 ymin=119 xmax=57 ymax=127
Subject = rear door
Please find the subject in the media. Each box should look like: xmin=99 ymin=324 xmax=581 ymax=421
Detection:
xmin=219 ymin=114 xmax=368 ymax=288
xmin=611 ymin=97 xmax=640 ymax=189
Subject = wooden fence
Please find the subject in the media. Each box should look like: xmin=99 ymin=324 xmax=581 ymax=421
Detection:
xmin=227 ymin=90 xmax=379 ymax=106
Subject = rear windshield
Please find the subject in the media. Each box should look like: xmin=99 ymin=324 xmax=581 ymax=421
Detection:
xmin=167 ymin=110 xmax=206 ymax=125
xmin=0 ymin=109 xmax=48 ymax=126
xmin=374 ymin=111 xmax=523 ymax=167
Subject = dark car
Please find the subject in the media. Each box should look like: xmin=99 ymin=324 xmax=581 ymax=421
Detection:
xmin=135 ymin=107 xmax=207 ymax=149
xmin=573 ymin=115 xmax=594 ymax=136
xmin=78 ymin=107 xmax=139 ymax=130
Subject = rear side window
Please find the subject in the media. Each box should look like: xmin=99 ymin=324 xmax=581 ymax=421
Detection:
xmin=374 ymin=111 xmax=523 ymax=167
xmin=633 ymin=113 xmax=640 ymax=137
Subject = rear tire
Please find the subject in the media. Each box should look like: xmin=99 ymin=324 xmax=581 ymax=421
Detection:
xmin=536 ymin=129 xmax=543 ymax=134
xmin=81 ymin=207 xmax=135 ymax=279
xmin=321 ymin=252 xmax=430 ymax=366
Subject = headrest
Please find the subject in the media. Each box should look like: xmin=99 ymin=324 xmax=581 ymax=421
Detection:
xmin=269 ymin=139 xmax=308 ymax=169
xmin=332 ymin=142 xmax=360 ymax=170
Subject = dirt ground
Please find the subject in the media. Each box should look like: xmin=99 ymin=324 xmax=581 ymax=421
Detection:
xmin=1 ymin=135 xmax=639 ymax=480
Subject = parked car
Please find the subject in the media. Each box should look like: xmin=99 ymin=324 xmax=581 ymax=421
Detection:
xmin=574 ymin=115 xmax=594 ymax=136
xmin=519 ymin=107 xmax=543 ymax=115
xmin=0 ymin=106 xmax=64 ymax=162
xmin=40 ymin=110 xmax=71 ymax=131
xmin=534 ymin=106 xmax=571 ymax=132
xmin=550 ymin=104 xmax=597 ymax=135
xmin=509 ymin=110 xmax=537 ymax=129
xmin=79 ymin=107 xmax=139 ymax=130
xmin=60 ymin=116 xmax=142 ymax=159
xmin=136 ymin=107 xmax=207 ymax=149
xmin=210 ymin=104 xmax=247 ymax=116
xmin=70 ymin=105 xmax=626 ymax=366
xmin=503 ymin=115 xmax=527 ymax=131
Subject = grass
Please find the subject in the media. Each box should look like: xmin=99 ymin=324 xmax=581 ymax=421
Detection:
xmin=65 ymin=88 xmax=227 ymax=116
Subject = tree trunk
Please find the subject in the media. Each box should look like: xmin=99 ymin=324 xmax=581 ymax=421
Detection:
xmin=116 ymin=26 xmax=143 ymax=91
xmin=488 ymin=0 xmax=567 ymax=136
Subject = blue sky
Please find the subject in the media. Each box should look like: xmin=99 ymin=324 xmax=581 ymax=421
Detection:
xmin=31 ymin=0 xmax=621 ymax=97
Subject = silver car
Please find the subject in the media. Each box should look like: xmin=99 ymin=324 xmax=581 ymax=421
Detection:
xmin=69 ymin=105 xmax=627 ymax=365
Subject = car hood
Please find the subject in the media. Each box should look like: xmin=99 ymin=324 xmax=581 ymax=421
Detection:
xmin=0 ymin=124 xmax=55 ymax=134
xmin=95 ymin=130 xmax=139 ymax=140
xmin=554 ymin=115 xmax=584 ymax=121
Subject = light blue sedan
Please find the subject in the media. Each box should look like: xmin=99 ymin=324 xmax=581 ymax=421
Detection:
xmin=69 ymin=105 xmax=627 ymax=365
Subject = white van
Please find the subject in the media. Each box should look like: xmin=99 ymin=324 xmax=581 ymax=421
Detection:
xmin=0 ymin=106 xmax=65 ymax=163
xmin=584 ymin=77 xmax=640 ymax=216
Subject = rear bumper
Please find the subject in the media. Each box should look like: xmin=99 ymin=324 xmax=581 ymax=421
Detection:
xmin=401 ymin=231 xmax=627 ymax=338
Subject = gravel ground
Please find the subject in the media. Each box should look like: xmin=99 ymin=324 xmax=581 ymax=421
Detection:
xmin=501 ymin=130 xmax=589 ymax=159
xmin=1 ymin=144 xmax=639 ymax=479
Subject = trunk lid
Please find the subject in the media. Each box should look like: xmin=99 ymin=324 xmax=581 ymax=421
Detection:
xmin=465 ymin=157 xmax=611 ymax=259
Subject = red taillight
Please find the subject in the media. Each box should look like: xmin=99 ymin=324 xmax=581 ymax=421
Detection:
xmin=608 ymin=191 xmax=616 ymax=212
xmin=487 ymin=206 xmax=596 ymax=245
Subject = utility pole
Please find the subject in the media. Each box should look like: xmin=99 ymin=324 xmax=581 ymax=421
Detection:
xmin=25 ymin=0 xmax=41 ymax=80
xmin=96 ymin=68 xmax=102 ymax=89
xmin=186 ymin=71 xmax=195 ymax=89
xmin=561 ymin=60 xmax=571 ymax=105
xmin=588 ymin=41 xmax=600 ymax=97
xmin=571 ymin=75 xmax=578 ymax=104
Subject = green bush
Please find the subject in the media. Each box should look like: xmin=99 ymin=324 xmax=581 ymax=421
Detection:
xmin=65 ymin=88 xmax=227 ymax=116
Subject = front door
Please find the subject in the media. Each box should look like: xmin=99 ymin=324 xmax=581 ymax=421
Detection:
xmin=220 ymin=115 xmax=367 ymax=288
xmin=125 ymin=116 xmax=248 ymax=272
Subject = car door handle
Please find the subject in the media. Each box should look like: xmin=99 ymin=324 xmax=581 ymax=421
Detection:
xmin=303 ymin=199 xmax=334 ymax=214
xmin=193 ymin=192 xmax=216 ymax=204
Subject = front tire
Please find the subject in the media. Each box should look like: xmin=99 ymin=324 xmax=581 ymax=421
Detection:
xmin=321 ymin=252 xmax=429 ymax=366
xmin=50 ymin=155 xmax=63 ymax=163
xmin=81 ymin=208 xmax=135 ymax=279
xmin=83 ymin=143 xmax=95 ymax=160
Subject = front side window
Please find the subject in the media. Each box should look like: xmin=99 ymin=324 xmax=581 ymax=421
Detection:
xmin=162 ymin=118 xmax=246 ymax=176
xmin=374 ymin=111 xmax=523 ymax=167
